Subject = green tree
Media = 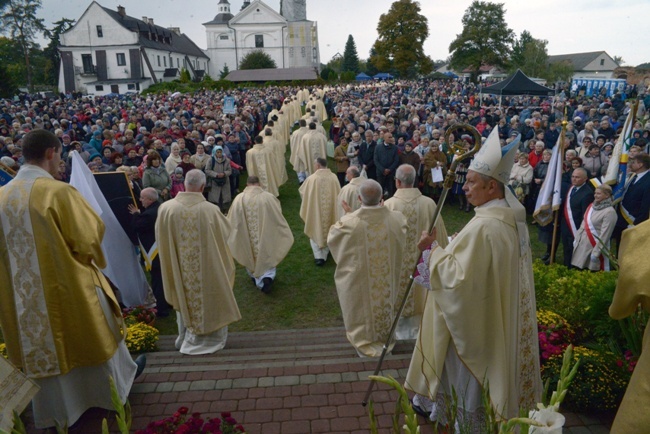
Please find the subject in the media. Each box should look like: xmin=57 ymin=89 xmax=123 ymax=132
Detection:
xmin=219 ymin=63 xmax=230 ymax=79
xmin=510 ymin=30 xmax=548 ymax=78
xmin=613 ymin=55 xmax=624 ymax=66
xmin=0 ymin=36 xmax=27 ymax=87
xmin=326 ymin=54 xmax=343 ymax=73
xmin=371 ymin=0 xmax=433 ymax=78
xmin=42 ymin=18 xmax=75 ymax=86
xmin=365 ymin=47 xmax=379 ymax=76
xmin=342 ymin=34 xmax=359 ymax=73
xmin=0 ymin=0 xmax=46 ymax=92
xmin=239 ymin=50 xmax=277 ymax=70
xmin=179 ymin=68 xmax=191 ymax=83
xmin=448 ymin=1 xmax=514 ymax=82
xmin=320 ymin=66 xmax=335 ymax=81
xmin=547 ymin=60 xmax=574 ymax=83
xmin=0 ymin=63 xmax=19 ymax=96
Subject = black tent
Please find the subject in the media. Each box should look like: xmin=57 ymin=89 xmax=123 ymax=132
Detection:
xmin=480 ymin=69 xmax=554 ymax=96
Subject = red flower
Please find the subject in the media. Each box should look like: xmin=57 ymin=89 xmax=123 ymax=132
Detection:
xmin=220 ymin=412 xmax=231 ymax=418
xmin=178 ymin=406 xmax=189 ymax=415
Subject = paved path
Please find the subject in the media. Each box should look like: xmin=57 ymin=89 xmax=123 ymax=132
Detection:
xmin=24 ymin=327 xmax=613 ymax=433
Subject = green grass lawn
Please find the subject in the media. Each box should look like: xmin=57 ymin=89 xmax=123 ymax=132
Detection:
xmin=155 ymin=142 xmax=550 ymax=335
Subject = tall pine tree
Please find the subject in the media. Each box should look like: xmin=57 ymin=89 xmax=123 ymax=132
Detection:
xmin=342 ymin=34 xmax=359 ymax=73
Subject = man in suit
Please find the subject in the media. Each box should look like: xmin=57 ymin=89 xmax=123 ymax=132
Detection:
xmin=614 ymin=153 xmax=650 ymax=248
xmin=128 ymin=187 xmax=170 ymax=317
xmin=561 ymin=168 xmax=594 ymax=267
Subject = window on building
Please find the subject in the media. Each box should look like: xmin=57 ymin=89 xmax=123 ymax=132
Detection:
xmin=96 ymin=25 xmax=103 ymax=38
xmin=289 ymin=47 xmax=294 ymax=58
xmin=95 ymin=85 xmax=104 ymax=91
xmin=177 ymin=58 xmax=180 ymax=68
xmin=600 ymin=59 xmax=605 ymax=66
xmin=163 ymin=56 xmax=167 ymax=67
xmin=219 ymin=35 xmax=229 ymax=40
xmin=157 ymin=55 xmax=161 ymax=67
xmin=116 ymin=53 xmax=126 ymax=66
xmin=255 ymin=34 xmax=264 ymax=48
xmin=301 ymin=47 xmax=306 ymax=58
xmin=81 ymin=54 xmax=94 ymax=73
xmin=128 ymin=84 xmax=136 ymax=90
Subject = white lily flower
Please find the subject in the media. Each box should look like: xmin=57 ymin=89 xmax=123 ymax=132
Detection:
xmin=528 ymin=408 xmax=565 ymax=434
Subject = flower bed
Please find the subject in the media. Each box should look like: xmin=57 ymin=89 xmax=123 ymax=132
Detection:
xmin=136 ymin=408 xmax=246 ymax=434
xmin=533 ymin=261 xmax=643 ymax=414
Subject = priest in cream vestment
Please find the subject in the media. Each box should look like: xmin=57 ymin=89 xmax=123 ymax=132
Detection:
xmin=290 ymin=119 xmax=309 ymax=171
xmin=263 ymin=128 xmax=288 ymax=185
xmin=384 ymin=164 xmax=449 ymax=340
xmin=299 ymin=158 xmax=341 ymax=264
xmin=156 ymin=170 xmax=241 ymax=355
xmin=337 ymin=165 xmax=364 ymax=219
xmin=247 ymin=135 xmax=281 ymax=197
xmin=0 ymin=130 xmax=138 ymax=429
xmin=609 ymin=220 xmax=650 ymax=434
xmin=328 ymin=179 xmax=407 ymax=357
xmin=295 ymin=123 xmax=327 ymax=183
xmin=406 ymin=128 xmax=542 ymax=425
xmin=227 ymin=176 xmax=293 ymax=294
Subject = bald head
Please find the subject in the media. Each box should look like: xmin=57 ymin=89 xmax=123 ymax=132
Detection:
xmin=140 ymin=187 xmax=158 ymax=202
xmin=185 ymin=169 xmax=206 ymax=192
xmin=395 ymin=164 xmax=416 ymax=188
xmin=359 ymin=179 xmax=383 ymax=206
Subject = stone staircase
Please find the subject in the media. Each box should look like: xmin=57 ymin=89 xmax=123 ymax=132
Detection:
xmin=22 ymin=327 xmax=613 ymax=433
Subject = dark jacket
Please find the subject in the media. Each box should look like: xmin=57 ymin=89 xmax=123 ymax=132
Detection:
xmin=618 ymin=172 xmax=650 ymax=228
xmin=374 ymin=143 xmax=399 ymax=176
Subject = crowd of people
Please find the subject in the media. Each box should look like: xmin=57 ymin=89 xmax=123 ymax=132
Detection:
xmin=1 ymin=78 xmax=649 ymax=431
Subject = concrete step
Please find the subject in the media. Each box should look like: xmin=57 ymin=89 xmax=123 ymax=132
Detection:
xmin=143 ymin=327 xmax=415 ymax=374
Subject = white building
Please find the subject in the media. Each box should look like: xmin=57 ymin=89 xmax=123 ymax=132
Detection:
xmin=548 ymin=51 xmax=619 ymax=80
xmin=58 ymin=2 xmax=209 ymax=96
xmin=203 ymin=0 xmax=320 ymax=78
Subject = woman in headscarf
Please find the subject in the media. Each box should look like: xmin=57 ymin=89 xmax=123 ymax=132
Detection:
xmin=142 ymin=150 xmax=171 ymax=201
xmin=165 ymin=142 xmax=182 ymax=174
xmin=422 ymin=140 xmax=447 ymax=202
xmin=205 ymin=145 xmax=232 ymax=212
xmin=190 ymin=142 xmax=210 ymax=171
xmin=571 ymin=184 xmax=617 ymax=271
xmin=509 ymin=152 xmax=533 ymax=204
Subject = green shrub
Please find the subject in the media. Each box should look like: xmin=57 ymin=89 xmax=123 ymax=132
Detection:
xmin=541 ymin=346 xmax=628 ymax=412
xmin=534 ymin=261 xmax=618 ymax=340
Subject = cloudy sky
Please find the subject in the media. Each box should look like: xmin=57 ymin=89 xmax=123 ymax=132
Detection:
xmin=36 ymin=0 xmax=650 ymax=67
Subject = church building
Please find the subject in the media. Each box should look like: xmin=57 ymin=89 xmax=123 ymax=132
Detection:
xmin=203 ymin=0 xmax=320 ymax=78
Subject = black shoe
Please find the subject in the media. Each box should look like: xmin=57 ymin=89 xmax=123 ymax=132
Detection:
xmin=134 ymin=354 xmax=147 ymax=379
xmin=261 ymin=277 xmax=273 ymax=294
xmin=410 ymin=399 xmax=429 ymax=418
xmin=315 ymin=259 xmax=325 ymax=266
xmin=541 ymin=253 xmax=550 ymax=261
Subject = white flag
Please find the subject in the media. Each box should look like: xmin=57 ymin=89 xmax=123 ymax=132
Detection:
xmin=533 ymin=134 xmax=564 ymax=226
xmin=69 ymin=151 xmax=153 ymax=307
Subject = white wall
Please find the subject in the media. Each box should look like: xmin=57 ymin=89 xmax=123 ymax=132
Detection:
xmin=61 ymin=3 xmax=137 ymax=47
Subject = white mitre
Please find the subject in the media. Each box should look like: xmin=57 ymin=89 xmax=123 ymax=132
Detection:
xmin=469 ymin=126 xmax=520 ymax=184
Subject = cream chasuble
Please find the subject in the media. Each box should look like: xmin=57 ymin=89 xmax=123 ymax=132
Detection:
xmin=246 ymin=144 xmax=281 ymax=197
xmin=405 ymin=203 xmax=541 ymax=419
xmin=328 ymin=206 xmax=407 ymax=357
xmin=296 ymin=130 xmax=327 ymax=175
xmin=299 ymin=169 xmax=341 ymax=248
xmin=263 ymin=135 xmax=288 ymax=185
xmin=384 ymin=188 xmax=449 ymax=338
xmin=609 ymin=221 xmax=650 ymax=434
xmin=290 ymin=126 xmax=309 ymax=168
xmin=227 ymin=186 xmax=293 ymax=277
xmin=156 ymin=192 xmax=241 ymax=335
xmin=336 ymin=176 xmax=364 ymax=219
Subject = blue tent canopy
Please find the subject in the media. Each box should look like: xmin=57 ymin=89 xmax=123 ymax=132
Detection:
xmin=373 ymin=73 xmax=394 ymax=80
xmin=356 ymin=72 xmax=372 ymax=81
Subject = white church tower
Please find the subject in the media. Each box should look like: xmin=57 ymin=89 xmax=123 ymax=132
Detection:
xmin=204 ymin=0 xmax=319 ymax=78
